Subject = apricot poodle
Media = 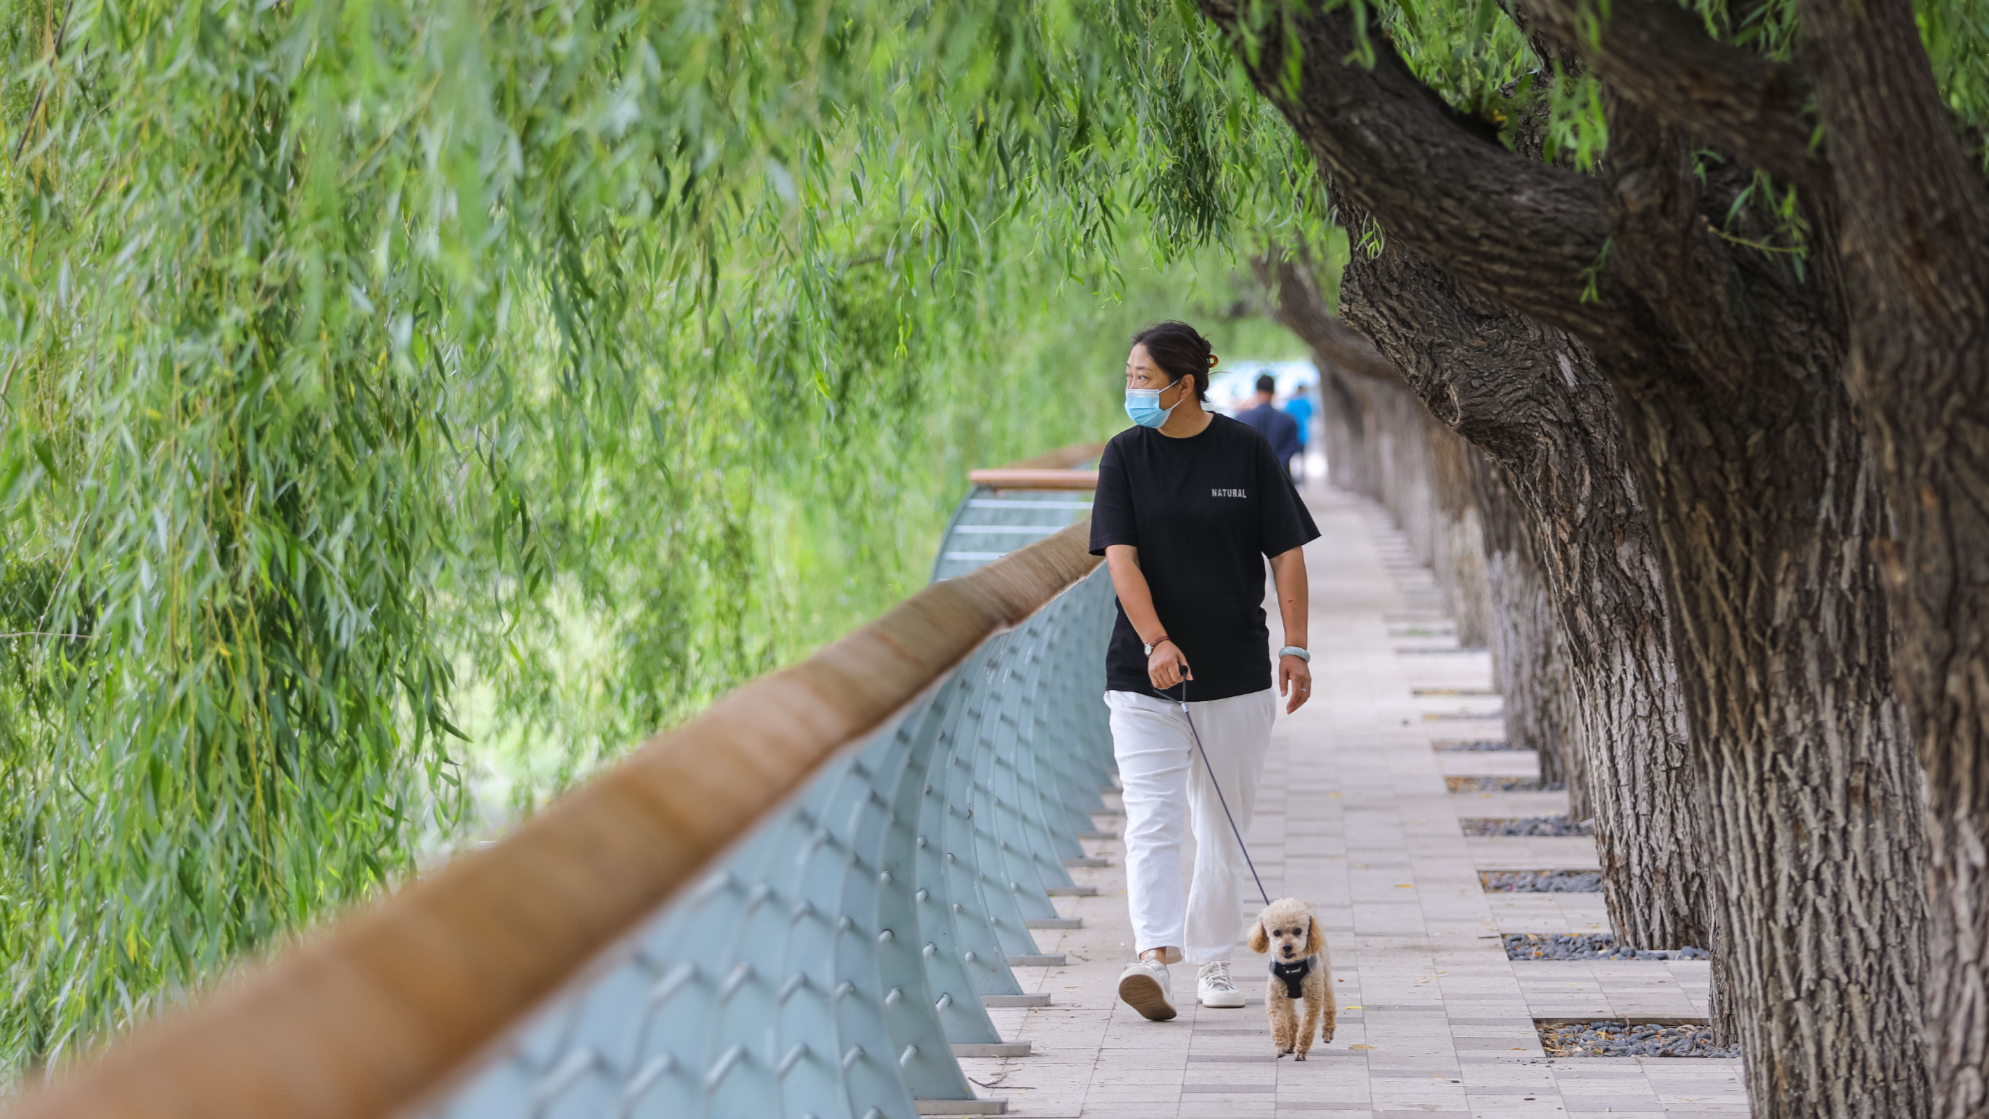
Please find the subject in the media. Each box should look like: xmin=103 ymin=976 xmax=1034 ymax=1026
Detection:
xmin=1247 ymin=897 xmax=1335 ymax=1059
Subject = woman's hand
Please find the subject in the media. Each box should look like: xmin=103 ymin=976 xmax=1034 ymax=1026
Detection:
xmin=1148 ymin=640 xmax=1192 ymax=694
xmin=1280 ymin=653 xmax=1313 ymax=714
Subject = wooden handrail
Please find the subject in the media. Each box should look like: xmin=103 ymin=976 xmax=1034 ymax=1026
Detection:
xmin=7 ymin=523 xmax=1102 ymax=1119
xmin=966 ymin=468 xmax=1100 ymax=491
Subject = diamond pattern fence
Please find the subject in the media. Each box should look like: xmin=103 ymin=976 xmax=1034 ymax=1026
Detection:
xmin=428 ymin=528 xmax=1113 ymax=1119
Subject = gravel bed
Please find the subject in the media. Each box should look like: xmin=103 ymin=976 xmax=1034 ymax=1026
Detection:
xmin=1538 ymin=1020 xmax=1738 ymax=1058
xmin=1479 ymin=870 xmax=1601 ymax=892
xmin=1460 ymin=814 xmax=1594 ymax=836
xmin=1432 ymin=738 xmax=1516 ymax=752
xmin=1505 ymin=933 xmax=1711 ymax=961
xmin=1446 ymin=776 xmax=1567 ymax=793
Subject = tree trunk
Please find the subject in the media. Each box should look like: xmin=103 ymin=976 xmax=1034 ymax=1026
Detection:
xmin=1792 ymin=0 xmax=1989 ymax=1109
xmin=1206 ymin=5 xmax=1937 ymax=1105
xmin=1470 ymin=452 xmax=1579 ymax=804
xmin=1603 ymin=102 xmax=1929 ymax=1115
xmin=1334 ymin=368 xmax=1493 ymax=642
xmin=1425 ymin=424 xmax=1494 ymax=649
xmin=1315 ymin=364 xmax=1375 ymax=498
xmin=1215 ymin=12 xmax=1943 ymax=1114
xmin=1333 ymin=242 xmax=1710 ymax=957
xmin=1610 ymin=288 xmax=1926 ymax=1115
xmin=1501 ymin=0 xmax=1989 ymax=1097
xmin=1366 ymin=379 xmax=1438 ymax=569
xmin=1262 ymin=245 xmax=1706 ymax=953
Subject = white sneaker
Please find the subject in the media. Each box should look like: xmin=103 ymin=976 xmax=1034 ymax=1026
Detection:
xmin=1197 ymin=960 xmax=1247 ymax=1008
xmin=1117 ymin=957 xmax=1178 ymax=1021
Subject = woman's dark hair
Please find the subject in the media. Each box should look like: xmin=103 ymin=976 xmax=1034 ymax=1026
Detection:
xmin=1131 ymin=321 xmax=1215 ymax=402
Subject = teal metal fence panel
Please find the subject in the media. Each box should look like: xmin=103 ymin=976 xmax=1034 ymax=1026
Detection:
xmin=929 ymin=488 xmax=1093 ymax=583
xmin=428 ymin=489 xmax=1111 ymax=1118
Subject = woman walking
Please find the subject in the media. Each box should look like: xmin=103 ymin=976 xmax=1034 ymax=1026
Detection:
xmin=1090 ymin=321 xmax=1320 ymax=1020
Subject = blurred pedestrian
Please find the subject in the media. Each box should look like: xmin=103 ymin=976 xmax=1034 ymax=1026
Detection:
xmin=1236 ymin=373 xmax=1302 ymax=481
xmin=1282 ymin=385 xmax=1314 ymax=482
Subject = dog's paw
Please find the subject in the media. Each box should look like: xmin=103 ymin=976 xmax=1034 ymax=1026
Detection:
xmin=1277 ymin=1047 xmax=1293 ymax=1059
xmin=1295 ymin=1050 xmax=1308 ymax=1061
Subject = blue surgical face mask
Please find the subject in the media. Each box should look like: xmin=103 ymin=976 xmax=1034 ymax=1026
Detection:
xmin=1125 ymin=379 xmax=1185 ymax=429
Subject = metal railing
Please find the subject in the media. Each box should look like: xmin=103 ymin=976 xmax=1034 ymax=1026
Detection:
xmin=424 ymin=566 xmax=1114 ymax=1119
xmin=9 ymin=466 xmax=1111 ymax=1119
xmin=930 ymin=444 xmax=1100 ymax=583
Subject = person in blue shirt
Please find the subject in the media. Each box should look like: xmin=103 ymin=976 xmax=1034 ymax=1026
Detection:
xmin=1236 ymin=374 xmax=1302 ymax=481
xmin=1281 ymin=387 xmax=1314 ymax=481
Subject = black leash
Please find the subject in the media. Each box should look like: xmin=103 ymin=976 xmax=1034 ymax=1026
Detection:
xmin=1176 ymin=679 xmax=1272 ymax=907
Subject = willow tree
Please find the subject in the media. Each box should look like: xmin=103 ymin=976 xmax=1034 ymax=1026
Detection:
xmin=1193 ymin=0 xmax=1989 ymax=1110
xmin=1265 ymin=241 xmax=1714 ymax=964
xmin=1509 ymin=1 xmax=1989 ymax=1111
xmin=0 ymin=0 xmax=1324 ymax=1081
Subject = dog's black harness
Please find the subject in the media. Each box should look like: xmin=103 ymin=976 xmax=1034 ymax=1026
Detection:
xmin=1270 ymin=954 xmax=1318 ymax=999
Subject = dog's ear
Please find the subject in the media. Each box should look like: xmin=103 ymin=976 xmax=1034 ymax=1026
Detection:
xmin=1247 ymin=919 xmax=1269 ymax=954
xmin=1306 ymin=913 xmax=1326 ymax=954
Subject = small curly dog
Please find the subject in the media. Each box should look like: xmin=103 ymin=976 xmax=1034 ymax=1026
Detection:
xmin=1247 ymin=897 xmax=1335 ymax=1059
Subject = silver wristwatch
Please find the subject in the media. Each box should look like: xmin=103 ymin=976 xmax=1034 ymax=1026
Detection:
xmin=1278 ymin=645 xmax=1311 ymax=663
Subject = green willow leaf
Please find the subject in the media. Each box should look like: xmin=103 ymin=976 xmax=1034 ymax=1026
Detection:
xmin=0 ymin=0 xmax=1319 ymax=1080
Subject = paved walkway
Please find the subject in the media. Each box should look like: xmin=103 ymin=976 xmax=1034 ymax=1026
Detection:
xmin=956 ymin=484 xmax=1749 ymax=1117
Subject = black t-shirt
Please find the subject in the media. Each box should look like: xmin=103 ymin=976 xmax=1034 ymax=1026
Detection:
xmin=1088 ymin=414 xmax=1321 ymax=701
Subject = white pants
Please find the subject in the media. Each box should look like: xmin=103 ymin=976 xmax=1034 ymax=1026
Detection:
xmin=1107 ymin=688 xmax=1276 ymax=965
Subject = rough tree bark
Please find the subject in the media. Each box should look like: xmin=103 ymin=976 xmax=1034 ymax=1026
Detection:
xmin=1316 ymin=365 xmax=1375 ymax=498
xmin=1371 ymin=385 xmax=1443 ymax=578
xmin=1335 ymin=247 xmax=1713 ymax=959
xmin=1425 ymin=424 xmax=1494 ymax=650
xmin=1508 ymin=0 xmax=1989 ymax=1105
xmin=1203 ymin=4 xmax=1934 ymax=1110
xmin=1262 ymin=251 xmax=1700 ymax=952
xmin=1793 ymin=2 xmax=1989 ymax=1112
xmin=1470 ymin=453 xmax=1579 ymax=803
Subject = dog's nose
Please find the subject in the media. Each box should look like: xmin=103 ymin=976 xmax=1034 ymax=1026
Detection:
xmin=1282 ymin=946 xmax=1295 ymax=957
